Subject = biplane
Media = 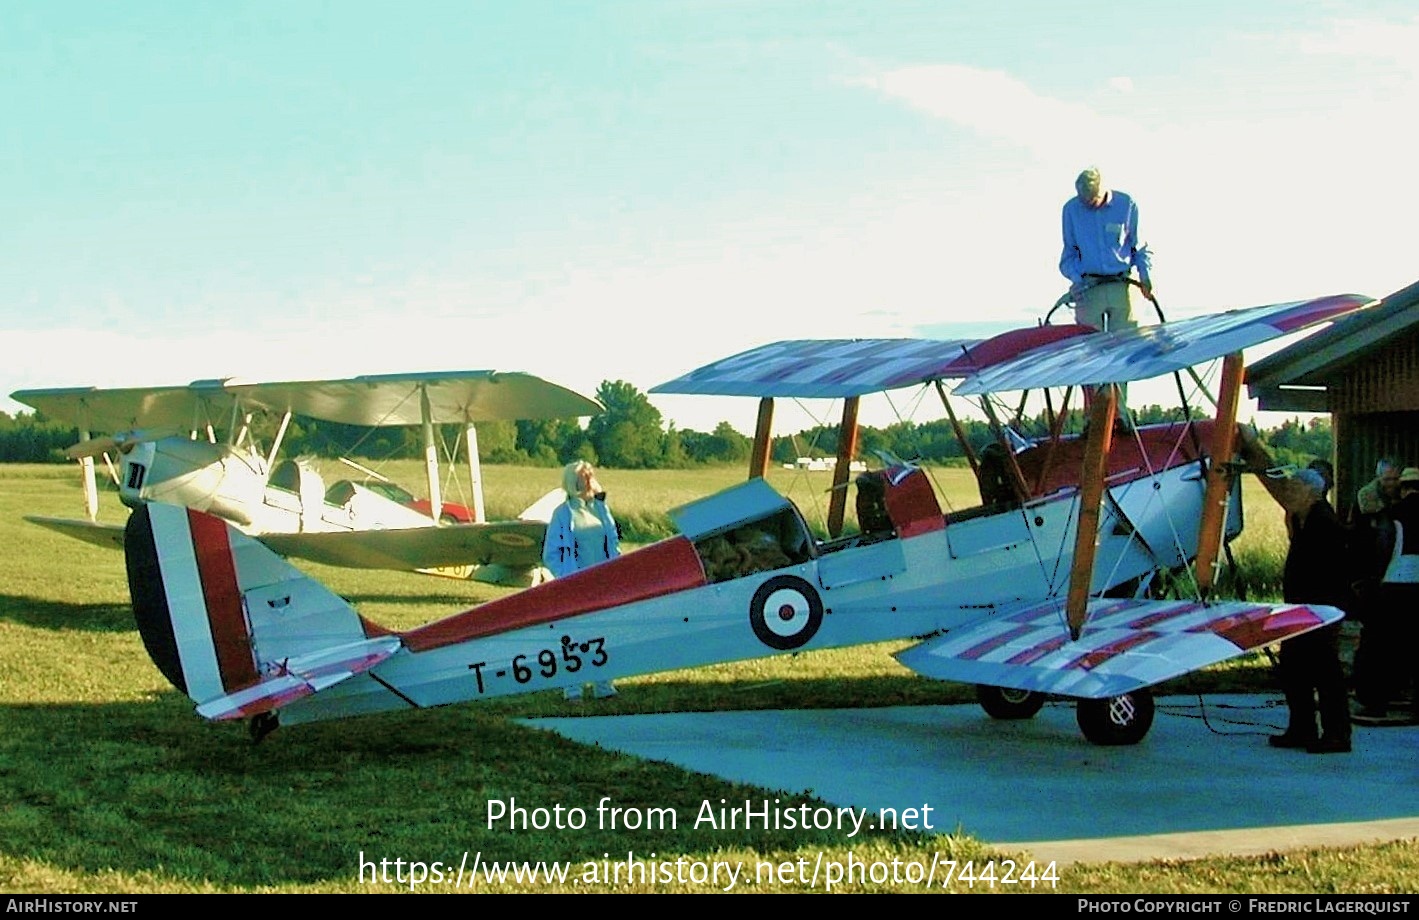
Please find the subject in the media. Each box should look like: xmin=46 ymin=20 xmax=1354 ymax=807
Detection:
xmin=12 ymin=371 xmax=602 ymax=584
xmin=121 ymin=293 xmax=1374 ymax=744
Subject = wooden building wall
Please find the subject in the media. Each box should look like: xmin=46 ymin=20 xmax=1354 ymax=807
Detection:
xmin=1333 ymin=411 xmax=1419 ymax=520
xmin=1328 ymin=329 xmax=1419 ymax=518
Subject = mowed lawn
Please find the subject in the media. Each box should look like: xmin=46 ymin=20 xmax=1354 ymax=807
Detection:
xmin=0 ymin=462 xmax=1413 ymax=894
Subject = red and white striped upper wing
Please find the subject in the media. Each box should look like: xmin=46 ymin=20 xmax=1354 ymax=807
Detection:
xmin=953 ymin=293 xmax=1374 ymax=395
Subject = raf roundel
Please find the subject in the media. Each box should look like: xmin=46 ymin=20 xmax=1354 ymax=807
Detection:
xmin=749 ymin=575 xmax=824 ymax=651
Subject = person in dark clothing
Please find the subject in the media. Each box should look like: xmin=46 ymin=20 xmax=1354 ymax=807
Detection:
xmin=1235 ymin=429 xmax=1354 ymax=753
xmin=1371 ymin=467 xmax=1419 ymax=724
xmin=1271 ymin=468 xmax=1354 ymax=752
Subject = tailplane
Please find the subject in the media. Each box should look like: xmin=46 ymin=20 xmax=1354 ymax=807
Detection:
xmin=125 ymin=504 xmax=401 ymax=721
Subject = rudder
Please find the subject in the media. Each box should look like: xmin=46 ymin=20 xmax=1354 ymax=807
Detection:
xmin=125 ymin=504 xmax=394 ymax=719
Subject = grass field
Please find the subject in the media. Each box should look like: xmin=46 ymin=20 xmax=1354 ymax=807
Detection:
xmin=0 ymin=462 xmax=1413 ymax=894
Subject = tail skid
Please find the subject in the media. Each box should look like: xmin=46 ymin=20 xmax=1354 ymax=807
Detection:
xmin=126 ymin=503 xmax=401 ymax=721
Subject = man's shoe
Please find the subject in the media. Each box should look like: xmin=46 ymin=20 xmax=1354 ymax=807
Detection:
xmin=1306 ymin=737 xmax=1352 ymax=754
xmin=1268 ymin=733 xmax=1314 ymax=749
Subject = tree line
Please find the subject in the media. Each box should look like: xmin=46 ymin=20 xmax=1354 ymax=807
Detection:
xmin=2 ymin=379 xmax=1332 ymax=469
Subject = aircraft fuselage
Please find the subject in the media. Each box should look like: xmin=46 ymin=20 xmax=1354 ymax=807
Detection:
xmin=119 ymin=437 xmax=436 ymax=536
xmin=272 ymin=456 xmax=1235 ymax=726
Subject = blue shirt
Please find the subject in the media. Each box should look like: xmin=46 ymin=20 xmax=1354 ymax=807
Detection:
xmin=1059 ymin=190 xmax=1151 ymax=287
xmin=541 ymin=496 xmax=620 ymax=578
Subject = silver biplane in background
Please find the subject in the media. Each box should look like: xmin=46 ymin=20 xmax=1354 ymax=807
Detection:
xmin=121 ymin=294 xmax=1374 ymax=744
xmin=12 ymin=371 xmax=602 ymax=585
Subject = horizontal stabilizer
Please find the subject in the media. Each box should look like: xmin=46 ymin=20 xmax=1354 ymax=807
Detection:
xmin=195 ymin=636 xmax=402 ymax=721
xmin=25 ymin=515 xmax=126 ymax=550
xmin=896 ymin=597 xmax=1343 ymax=699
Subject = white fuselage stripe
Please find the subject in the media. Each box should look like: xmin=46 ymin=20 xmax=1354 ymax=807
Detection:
xmin=150 ymin=505 xmax=225 ymax=702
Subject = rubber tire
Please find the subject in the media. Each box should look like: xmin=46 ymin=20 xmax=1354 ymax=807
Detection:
xmin=976 ymin=685 xmax=1046 ymax=720
xmin=1075 ymin=689 xmax=1155 ymax=745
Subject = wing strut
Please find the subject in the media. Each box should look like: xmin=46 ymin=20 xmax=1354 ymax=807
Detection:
xmin=934 ymin=380 xmax=980 ymax=476
xmin=265 ymin=410 xmax=293 ymax=470
xmin=466 ymin=424 xmax=486 ymax=523
xmin=78 ymin=427 xmax=99 ymax=522
xmin=1065 ymin=384 xmax=1118 ymax=639
xmin=1193 ymin=352 xmax=1244 ymax=597
xmin=977 ymin=394 xmax=1030 ymax=503
xmin=420 ymin=385 xmax=442 ymax=523
xmin=827 ymin=396 xmax=860 ymax=538
xmin=748 ymin=397 xmax=774 ymax=480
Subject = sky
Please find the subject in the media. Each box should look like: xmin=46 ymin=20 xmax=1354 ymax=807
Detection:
xmin=4 ymin=1 xmax=1416 ymax=439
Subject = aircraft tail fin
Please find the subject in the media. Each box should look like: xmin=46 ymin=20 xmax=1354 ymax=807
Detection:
xmin=125 ymin=503 xmax=401 ymax=720
xmin=517 ymin=488 xmax=567 ymax=523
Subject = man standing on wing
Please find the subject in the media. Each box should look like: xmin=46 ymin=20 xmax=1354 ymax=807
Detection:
xmin=1060 ymin=167 xmax=1153 ymax=427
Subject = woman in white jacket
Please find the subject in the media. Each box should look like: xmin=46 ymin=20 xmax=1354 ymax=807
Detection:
xmin=541 ymin=460 xmax=620 ymax=700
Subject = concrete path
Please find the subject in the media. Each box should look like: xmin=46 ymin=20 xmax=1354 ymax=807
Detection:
xmin=527 ymin=694 xmax=1419 ymax=865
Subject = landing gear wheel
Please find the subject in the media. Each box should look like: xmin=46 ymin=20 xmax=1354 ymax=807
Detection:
xmin=1076 ymin=689 xmax=1154 ymax=745
xmin=248 ymin=711 xmax=280 ymax=745
xmin=976 ymin=685 xmax=1045 ymax=720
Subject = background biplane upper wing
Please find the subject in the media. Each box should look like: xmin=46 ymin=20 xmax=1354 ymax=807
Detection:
xmin=895 ymin=596 xmax=1344 ymax=699
xmin=14 ymin=370 xmax=603 ymax=431
xmin=230 ymin=370 xmax=603 ymax=424
xmin=12 ymin=380 xmax=241 ymax=437
xmin=11 ymin=371 xmax=601 ymax=573
xmin=953 ymin=293 xmax=1376 ymax=395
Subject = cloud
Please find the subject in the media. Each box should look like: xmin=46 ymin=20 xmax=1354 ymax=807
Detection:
xmin=848 ymin=32 xmax=1419 ymax=311
xmin=1287 ymin=14 xmax=1419 ymax=69
xmin=848 ymin=64 xmax=1142 ymax=166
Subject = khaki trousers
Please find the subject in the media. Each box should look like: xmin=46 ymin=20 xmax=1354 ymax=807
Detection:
xmin=1075 ymin=280 xmax=1139 ymax=423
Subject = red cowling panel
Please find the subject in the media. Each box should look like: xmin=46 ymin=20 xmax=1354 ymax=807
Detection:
xmin=1015 ymin=420 xmax=1214 ymax=498
xmin=402 ymin=537 xmax=707 ymax=652
xmin=187 ymin=509 xmax=261 ymax=693
xmin=885 ymin=469 xmax=945 ymax=538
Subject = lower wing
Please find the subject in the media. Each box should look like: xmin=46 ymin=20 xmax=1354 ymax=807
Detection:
xmin=25 ymin=516 xmax=127 ymax=550
xmin=896 ymin=596 xmax=1343 ymax=699
xmin=258 ymin=520 xmax=547 ymax=571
